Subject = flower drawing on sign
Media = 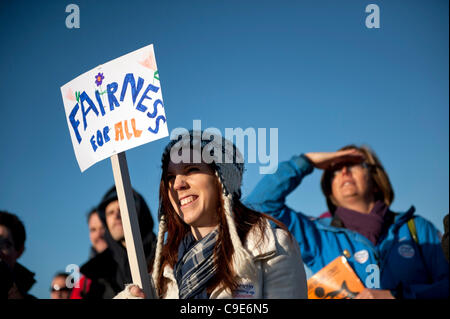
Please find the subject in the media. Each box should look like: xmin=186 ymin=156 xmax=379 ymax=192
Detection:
xmin=65 ymin=88 xmax=76 ymax=102
xmin=95 ymin=72 xmax=105 ymax=86
xmin=139 ymin=50 xmax=157 ymax=70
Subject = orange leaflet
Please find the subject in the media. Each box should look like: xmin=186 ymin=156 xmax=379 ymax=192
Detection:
xmin=307 ymin=256 xmax=365 ymax=299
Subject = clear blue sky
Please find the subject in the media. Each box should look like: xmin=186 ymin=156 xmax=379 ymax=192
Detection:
xmin=0 ymin=0 xmax=448 ymax=299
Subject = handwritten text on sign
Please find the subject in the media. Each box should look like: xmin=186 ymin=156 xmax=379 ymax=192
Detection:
xmin=61 ymin=44 xmax=168 ymax=172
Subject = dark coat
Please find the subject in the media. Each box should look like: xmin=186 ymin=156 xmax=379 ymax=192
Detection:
xmin=80 ymin=186 xmax=156 ymax=299
xmin=1 ymin=260 xmax=36 ymax=299
xmin=442 ymin=214 xmax=449 ymax=262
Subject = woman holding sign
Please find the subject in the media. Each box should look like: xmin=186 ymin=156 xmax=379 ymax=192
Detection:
xmin=116 ymin=130 xmax=307 ymax=299
xmin=244 ymin=146 xmax=449 ymax=299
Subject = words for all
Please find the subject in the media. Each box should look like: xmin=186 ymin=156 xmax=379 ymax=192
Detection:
xmin=90 ymin=119 xmax=143 ymax=152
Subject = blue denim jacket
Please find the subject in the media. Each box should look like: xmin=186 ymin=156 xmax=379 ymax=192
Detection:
xmin=243 ymin=154 xmax=449 ymax=299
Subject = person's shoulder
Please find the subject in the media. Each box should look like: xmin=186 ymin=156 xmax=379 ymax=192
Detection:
xmin=13 ymin=262 xmax=35 ymax=279
xmin=13 ymin=262 xmax=36 ymax=294
xmin=244 ymin=219 xmax=276 ymax=257
xmin=260 ymin=221 xmax=303 ymax=266
xmin=406 ymin=212 xmax=438 ymax=232
xmin=411 ymin=215 xmax=442 ymax=240
xmin=81 ymin=250 xmax=106 ymax=267
xmin=393 ymin=207 xmax=442 ymax=239
xmin=411 ymin=215 xmax=434 ymax=227
xmin=252 ymin=218 xmax=297 ymax=253
xmin=272 ymin=225 xmax=298 ymax=252
xmin=80 ymin=249 xmax=116 ymax=277
xmin=390 ymin=206 xmax=428 ymax=227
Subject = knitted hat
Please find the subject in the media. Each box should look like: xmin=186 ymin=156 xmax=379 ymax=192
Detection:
xmin=151 ymin=130 xmax=255 ymax=293
xmin=161 ymin=130 xmax=244 ymax=201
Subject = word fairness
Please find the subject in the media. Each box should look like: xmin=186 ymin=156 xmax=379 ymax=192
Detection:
xmin=69 ymin=73 xmax=166 ymax=152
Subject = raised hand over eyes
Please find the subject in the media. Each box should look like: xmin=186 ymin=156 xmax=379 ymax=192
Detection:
xmin=304 ymin=149 xmax=365 ymax=170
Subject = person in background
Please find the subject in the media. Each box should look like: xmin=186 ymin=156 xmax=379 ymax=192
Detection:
xmin=70 ymin=208 xmax=108 ymax=299
xmin=116 ymin=130 xmax=307 ymax=299
xmin=87 ymin=209 xmax=108 ymax=258
xmin=0 ymin=210 xmax=36 ymax=299
xmin=50 ymin=272 xmax=72 ymax=299
xmin=78 ymin=187 xmax=157 ymax=299
xmin=244 ymin=145 xmax=449 ymax=299
xmin=442 ymin=214 xmax=449 ymax=262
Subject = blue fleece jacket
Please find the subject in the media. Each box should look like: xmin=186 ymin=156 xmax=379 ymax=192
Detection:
xmin=244 ymin=154 xmax=449 ymax=299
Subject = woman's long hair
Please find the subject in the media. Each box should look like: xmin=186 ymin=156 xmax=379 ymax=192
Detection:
xmin=155 ymin=167 xmax=288 ymax=297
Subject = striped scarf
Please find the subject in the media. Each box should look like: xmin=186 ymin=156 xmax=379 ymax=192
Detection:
xmin=174 ymin=229 xmax=218 ymax=299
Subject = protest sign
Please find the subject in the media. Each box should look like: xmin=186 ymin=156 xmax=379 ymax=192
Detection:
xmin=307 ymin=256 xmax=365 ymax=299
xmin=61 ymin=44 xmax=168 ymax=172
xmin=61 ymin=44 xmax=167 ymax=298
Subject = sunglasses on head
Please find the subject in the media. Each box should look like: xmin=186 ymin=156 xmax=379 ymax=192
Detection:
xmin=329 ymin=161 xmax=371 ymax=176
xmin=50 ymin=285 xmax=71 ymax=293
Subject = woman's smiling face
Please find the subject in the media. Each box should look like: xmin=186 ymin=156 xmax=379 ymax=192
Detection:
xmin=167 ymin=159 xmax=220 ymax=237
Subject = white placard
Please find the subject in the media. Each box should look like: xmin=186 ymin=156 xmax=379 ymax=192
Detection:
xmin=61 ymin=44 xmax=168 ymax=172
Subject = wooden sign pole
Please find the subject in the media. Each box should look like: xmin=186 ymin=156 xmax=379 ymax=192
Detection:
xmin=110 ymin=151 xmax=156 ymax=299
